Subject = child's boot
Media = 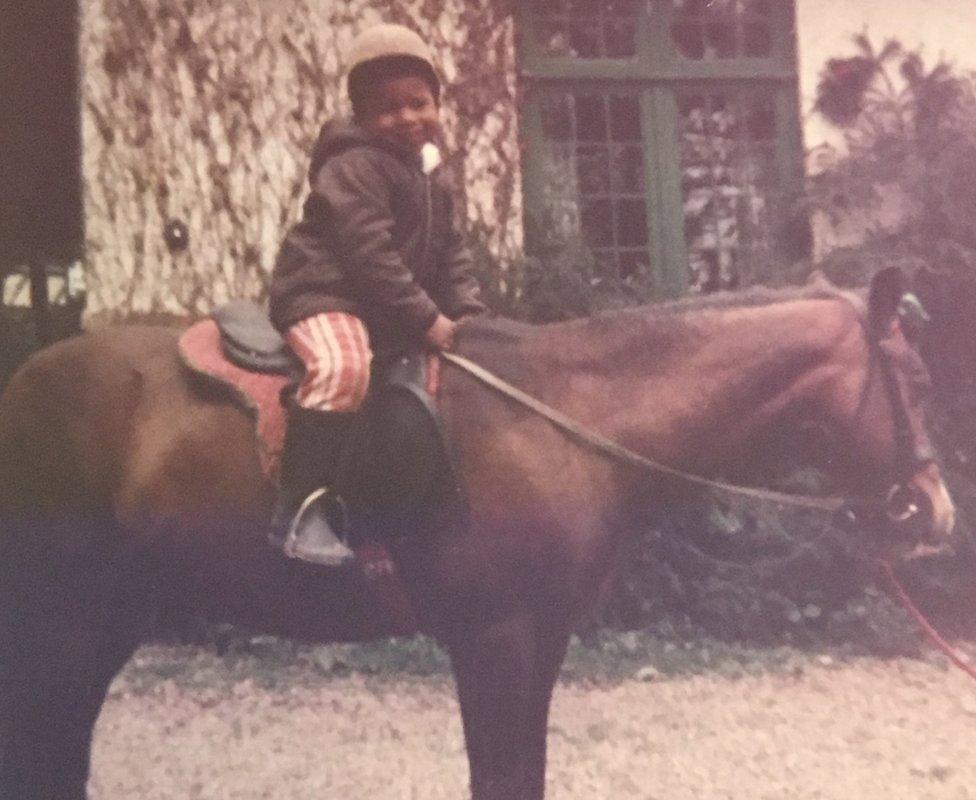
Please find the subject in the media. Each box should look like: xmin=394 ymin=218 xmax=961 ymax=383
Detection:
xmin=270 ymin=408 xmax=356 ymax=567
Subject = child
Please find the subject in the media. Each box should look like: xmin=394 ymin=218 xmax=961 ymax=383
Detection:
xmin=268 ymin=23 xmax=486 ymax=566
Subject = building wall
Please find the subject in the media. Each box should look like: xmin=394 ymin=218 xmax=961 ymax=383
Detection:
xmin=80 ymin=0 xmax=521 ymax=317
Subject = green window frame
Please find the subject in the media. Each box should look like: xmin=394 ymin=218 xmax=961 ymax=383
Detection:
xmin=517 ymin=0 xmax=805 ymax=298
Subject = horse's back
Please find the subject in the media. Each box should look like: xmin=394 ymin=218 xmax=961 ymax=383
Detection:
xmin=0 ymin=326 xmax=168 ymax=497
xmin=0 ymin=325 xmax=264 ymax=527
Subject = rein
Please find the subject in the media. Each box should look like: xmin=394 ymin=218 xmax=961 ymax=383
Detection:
xmin=442 ymin=351 xmax=855 ymax=513
xmin=876 ymin=559 xmax=976 ymax=683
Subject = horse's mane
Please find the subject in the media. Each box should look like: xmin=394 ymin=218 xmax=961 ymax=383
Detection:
xmin=637 ymin=281 xmax=858 ymax=317
xmin=461 ymin=281 xmax=863 ymax=350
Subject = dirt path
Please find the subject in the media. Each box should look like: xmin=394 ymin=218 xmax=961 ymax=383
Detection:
xmin=87 ymin=643 xmax=976 ymax=799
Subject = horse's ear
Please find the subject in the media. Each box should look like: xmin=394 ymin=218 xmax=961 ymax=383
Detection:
xmin=868 ymin=267 xmax=905 ymax=335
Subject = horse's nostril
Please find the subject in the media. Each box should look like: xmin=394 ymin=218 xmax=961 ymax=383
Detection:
xmin=886 ymin=484 xmax=921 ymax=523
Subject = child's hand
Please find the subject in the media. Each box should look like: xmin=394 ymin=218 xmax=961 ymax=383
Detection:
xmin=425 ymin=314 xmax=457 ymax=350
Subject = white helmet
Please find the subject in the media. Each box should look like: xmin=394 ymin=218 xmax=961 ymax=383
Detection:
xmin=346 ymin=24 xmax=440 ymax=112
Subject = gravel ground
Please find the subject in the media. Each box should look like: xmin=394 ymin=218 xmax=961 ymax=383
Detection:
xmin=89 ymin=642 xmax=976 ymax=800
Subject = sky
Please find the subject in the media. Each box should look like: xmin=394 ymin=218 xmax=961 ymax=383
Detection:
xmin=796 ymin=0 xmax=976 ymax=148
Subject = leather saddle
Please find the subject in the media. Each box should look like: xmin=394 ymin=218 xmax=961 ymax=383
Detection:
xmin=201 ymin=300 xmax=467 ymax=544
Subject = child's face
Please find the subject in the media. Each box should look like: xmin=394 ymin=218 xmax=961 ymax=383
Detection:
xmin=357 ymin=75 xmax=440 ymax=154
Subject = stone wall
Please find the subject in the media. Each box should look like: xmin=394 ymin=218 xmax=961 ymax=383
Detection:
xmin=80 ymin=0 xmax=521 ymax=317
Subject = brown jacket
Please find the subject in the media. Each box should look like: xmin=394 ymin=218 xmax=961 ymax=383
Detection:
xmin=268 ymin=120 xmax=485 ymax=349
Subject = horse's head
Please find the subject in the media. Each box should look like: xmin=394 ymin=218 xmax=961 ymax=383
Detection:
xmin=828 ymin=267 xmax=954 ymax=556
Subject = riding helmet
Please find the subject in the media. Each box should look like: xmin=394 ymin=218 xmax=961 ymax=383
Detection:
xmin=346 ymin=23 xmax=441 ymax=114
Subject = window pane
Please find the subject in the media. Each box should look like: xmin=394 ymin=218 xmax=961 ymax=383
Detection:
xmin=672 ymin=22 xmax=705 ymax=59
xmin=582 ymin=199 xmax=614 ymax=246
xmin=604 ymin=19 xmax=637 ymax=58
xmin=618 ymin=249 xmax=651 ymax=280
xmin=705 ymin=22 xmax=736 ymax=58
xmin=569 ymin=22 xmax=601 ymax=59
xmin=575 ymin=95 xmax=608 ymax=141
xmin=540 ymin=95 xmax=574 ymax=142
xmin=743 ymin=0 xmax=771 ymax=15
xmin=530 ymin=0 xmax=559 ymax=15
xmin=670 ymin=0 xmax=775 ymax=60
xmin=576 ymin=145 xmax=612 ymax=194
xmin=568 ymin=0 xmax=601 ymax=15
xmin=609 ymin=96 xmax=641 ymax=141
xmin=537 ymin=18 xmax=575 ymax=58
xmin=616 ymin=199 xmax=648 ymax=246
xmin=534 ymin=90 xmax=652 ymax=279
xmin=673 ymin=0 xmax=709 ymax=14
xmin=611 ymin=144 xmax=645 ymax=193
xmin=743 ymin=22 xmax=772 ymax=57
xmin=591 ymin=249 xmax=619 ymax=279
xmin=676 ymin=91 xmax=779 ymax=291
xmin=746 ymin=97 xmax=775 ymax=139
xmin=531 ymin=0 xmax=638 ymax=59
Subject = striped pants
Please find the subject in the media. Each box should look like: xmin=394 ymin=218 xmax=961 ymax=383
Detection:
xmin=286 ymin=312 xmax=373 ymax=412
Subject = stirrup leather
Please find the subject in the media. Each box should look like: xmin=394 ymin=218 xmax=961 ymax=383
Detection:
xmin=281 ymin=487 xmax=355 ymax=567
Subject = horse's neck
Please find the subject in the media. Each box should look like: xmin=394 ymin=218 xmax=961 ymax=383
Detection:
xmin=498 ymin=298 xmax=861 ymax=472
xmin=627 ymin=299 xmax=861 ymax=469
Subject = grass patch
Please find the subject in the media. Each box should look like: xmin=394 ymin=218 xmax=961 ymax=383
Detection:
xmin=115 ymin=626 xmax=966 ymax=698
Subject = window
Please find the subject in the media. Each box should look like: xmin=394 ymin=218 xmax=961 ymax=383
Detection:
xmin=536 ymin=91 xmax=650 ymax=280
xmin=518 ymin=0 xmax=804 ymax=297
xmin=677 ymin=91 xmax=777 ymax=291
xmin=529 ymin=0 xmax=640 ymax=59
xmin=672 ymin=0 xmax=774 ymax=60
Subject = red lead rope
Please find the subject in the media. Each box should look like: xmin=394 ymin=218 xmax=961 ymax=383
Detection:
xmin=876 ymin=559 xmax=976 ymax=683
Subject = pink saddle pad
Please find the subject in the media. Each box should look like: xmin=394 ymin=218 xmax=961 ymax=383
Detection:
xmin=179 ymin=318 xmax=289 ymax=480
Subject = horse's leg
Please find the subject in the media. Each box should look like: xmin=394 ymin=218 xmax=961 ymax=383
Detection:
xmin=0 ymin=678 xmax=112 ymax=800
xmin=522 ymin=624 xmax=572 ymax=800
xmin=449 ymin=613 xmax=568 ymax=800
xmin=0 ymin=529 xmax=157 ymax=800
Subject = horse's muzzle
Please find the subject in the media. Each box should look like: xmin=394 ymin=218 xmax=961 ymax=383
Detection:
xmin=884 ymin=462 xmax=955 ymax=547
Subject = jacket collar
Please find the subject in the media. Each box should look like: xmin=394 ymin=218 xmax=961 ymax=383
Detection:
xmin=311 ymin=119 xmax=440 ymax=176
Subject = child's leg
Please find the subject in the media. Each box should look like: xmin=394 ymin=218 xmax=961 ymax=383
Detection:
xmin=272 ymin=312 xmax=372 ymax=564
xmin=286 ymin=312 xmax=372 ymax=412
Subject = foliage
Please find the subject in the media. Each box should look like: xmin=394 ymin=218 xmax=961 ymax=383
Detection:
xmin=801 ymin=34 xmax=976 ymax=644
xmin=808 ymin=34 xmax=976 ymax=247
xmin=472 ymin=220 xmax=659 ymax=324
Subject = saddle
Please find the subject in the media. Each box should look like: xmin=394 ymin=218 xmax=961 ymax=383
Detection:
xmin=179 ymin=299 xmax=467 ymax=551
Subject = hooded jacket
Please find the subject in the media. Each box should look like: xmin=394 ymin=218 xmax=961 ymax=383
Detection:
xmin=268 ymin=120 xmax=485 ymax=348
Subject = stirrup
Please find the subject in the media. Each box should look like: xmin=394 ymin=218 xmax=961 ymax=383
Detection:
xmin=281 ymin=487 xmax=356 ymax=567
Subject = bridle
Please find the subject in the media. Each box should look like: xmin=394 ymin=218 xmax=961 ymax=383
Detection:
xmin=860 ymin=321 xmax=939 ymax=525
xmin=441 ymin=313 xmax=936 ymax=530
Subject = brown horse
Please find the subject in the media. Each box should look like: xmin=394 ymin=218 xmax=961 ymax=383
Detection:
xmin=0 ymin=268 xmax=954 ymax=799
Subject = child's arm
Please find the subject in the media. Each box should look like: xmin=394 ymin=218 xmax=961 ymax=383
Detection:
xmin=425 ymin=314 xmax=456 ymax=350
xmin=311 ymin=150 xmax=440 ymax=338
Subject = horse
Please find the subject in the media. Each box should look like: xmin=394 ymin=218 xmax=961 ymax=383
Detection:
xmin=0 ymin=267 xmax=954 ymax=799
